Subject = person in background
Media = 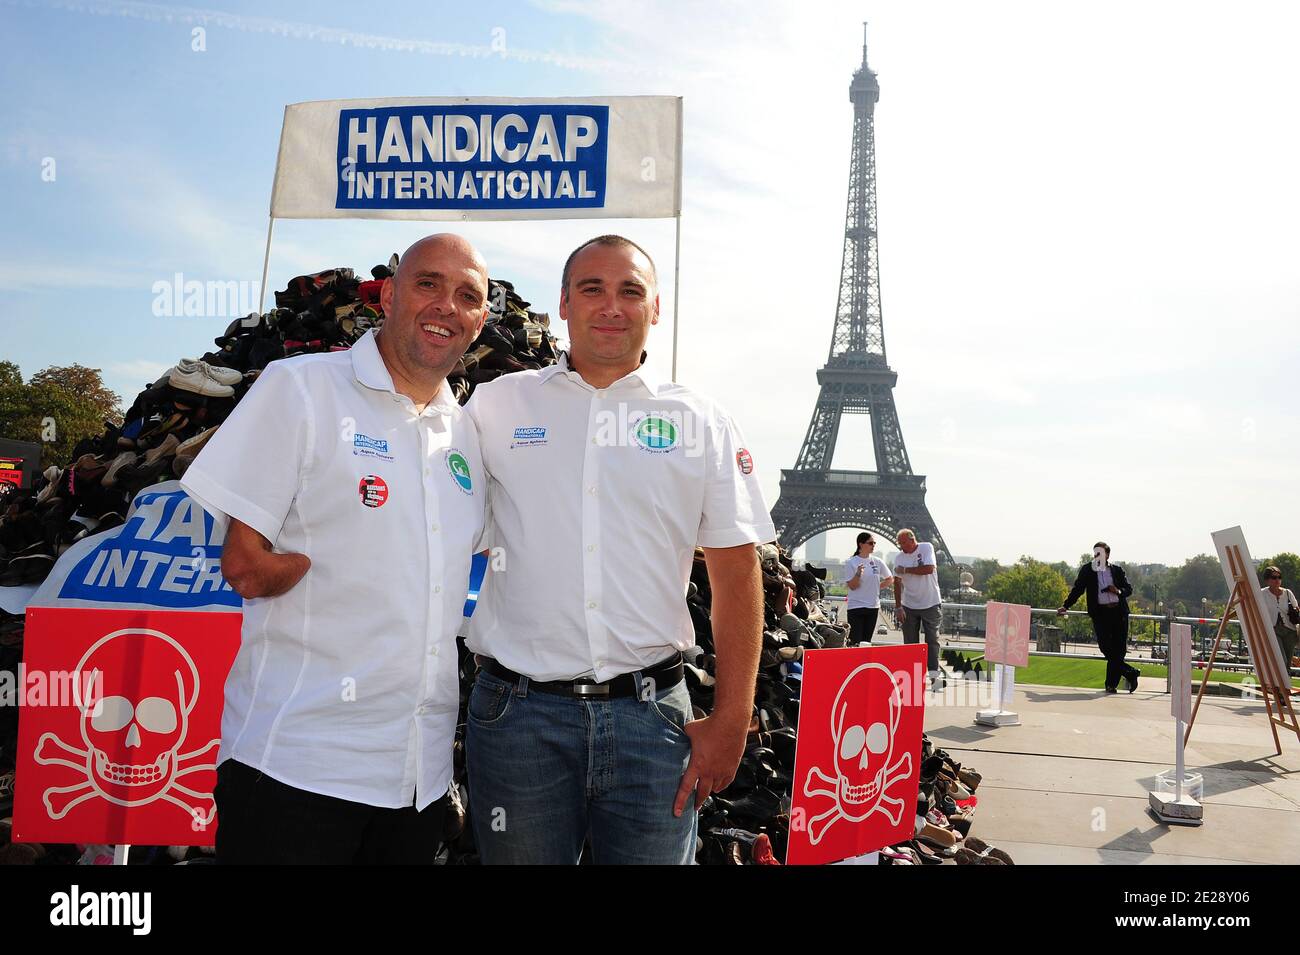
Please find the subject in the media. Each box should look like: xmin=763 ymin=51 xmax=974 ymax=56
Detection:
xmin=843 ymin=532 xmax=893 ymax=645
xmin=1058 ymin=541 xmax=1140 ymax=694
xmin=891 ymin=528 xmax=945 ymax=690
xmin=1260 ymin=565 xmax=1298 ymax=675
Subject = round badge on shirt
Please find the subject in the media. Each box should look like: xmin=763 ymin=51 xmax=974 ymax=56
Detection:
xmin=445 ymin=449 xmax=474 ymax=495
xmin=736 ymin=448 xmax=754 ymax=474
xmin=632 ymin=414 xmax=680 ymax=453
xmin=358 ymin=474 xmax=388 ymax=508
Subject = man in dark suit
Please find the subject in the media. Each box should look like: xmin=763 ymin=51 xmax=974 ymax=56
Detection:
xmin=1058 ymin=541 xmax=1141 ymax=693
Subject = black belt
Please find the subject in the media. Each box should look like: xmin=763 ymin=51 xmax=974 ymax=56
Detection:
xmin=477 ymin=652 xmax=683 ymax=699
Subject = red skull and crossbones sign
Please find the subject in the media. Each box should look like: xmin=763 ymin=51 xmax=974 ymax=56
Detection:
xmin=801 ymin=662 xmax=913 ymax=845
xmin=33 ymin=628 xmax=219 ymax=827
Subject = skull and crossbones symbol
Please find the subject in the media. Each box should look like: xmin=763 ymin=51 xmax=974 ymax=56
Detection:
xmin=802 ymin=662 xmax=913 ymax=845
xmin=34 ymin=628 xmax=219 ymax=827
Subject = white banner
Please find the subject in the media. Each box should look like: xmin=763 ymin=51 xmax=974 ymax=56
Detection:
xmin=1170 ymin=622 xmax=1191 ymax=723
xmin=1211 ymin=525 xmax=1287 ymax=682
xmin=269 ymin=96 xmax=682 ymax=221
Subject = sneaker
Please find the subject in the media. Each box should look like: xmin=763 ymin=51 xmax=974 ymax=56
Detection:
xmin=168 ymin=363 xmax=235 ymax=398
xmin=1125 ymin=670 xmax=1140 ymax=694
xmin=177 ymin=357 xmax=242 ymax=387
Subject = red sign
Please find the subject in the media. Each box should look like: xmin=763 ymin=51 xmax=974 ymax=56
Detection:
xmin=0 ymin=457 xmax=22 ymax=488
xmin=787 ymin=643 xmax=926 ymax=865
xmin=13 ymin=607 xmax=240 ymax=846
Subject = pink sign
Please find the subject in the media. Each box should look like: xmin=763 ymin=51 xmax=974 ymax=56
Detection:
xmin=985 ymin=601 xmax=1031 ymax=668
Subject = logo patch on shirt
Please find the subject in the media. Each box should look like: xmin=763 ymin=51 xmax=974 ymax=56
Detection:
xmin=358 ymin=474 xmax=389 ymax=508
xmin=632 ymin=414 xmax=680 ymax=453
xmin=352 ymin=432 xmax=395 ymax=461
xmin=737 ymin=448 xmax=754 ymax=474
xmin=510 ymin=426 xmax=548 ymax=449
xmin=445 ymin=449 xmax=474 ymax=494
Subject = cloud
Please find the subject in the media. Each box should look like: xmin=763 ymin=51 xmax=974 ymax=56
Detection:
xmin=14 ymin=0 xmax=675 ymax=77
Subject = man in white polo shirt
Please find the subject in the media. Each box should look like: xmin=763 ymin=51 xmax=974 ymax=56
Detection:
xmin=891 ymin=528 xmax=945 ymax=690
xmin=464 ymin=234 xmax=773 ymax=865
xmin=180 ymin=234 xmax=489 ymax=864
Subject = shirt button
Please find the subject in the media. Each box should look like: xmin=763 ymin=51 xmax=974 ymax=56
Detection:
xmin=587 ymin=544 xmax=596 ymax=553
xmin=591 ymin=436 xmax=598 ymax=444
xmin=431 ymin=523 xmax=439 ymax=532
xmin=587 ymin=486 xmax=597 ymax=494
xmin=425 ymin=467 xmax=431 ymax=477
xmin=587 ymin=601 xmax=597 ymax=609
xmin=434 ymin=585 xmax=442 ymax=594
xmin=596 ymin=389 xmax=606 ymax=398
xmin=594 ymin=660 xmax=605 ymax=669
xmin=429 ymin=646 xmax=439 ymax=656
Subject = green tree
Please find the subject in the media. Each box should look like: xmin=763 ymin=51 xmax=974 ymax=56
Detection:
xmin=937 ymin=563 xmax=961 ymax=595
xmin=1259 ymin=553 xmax=1300 ymax=591
xmin=985 ymin=557 xmax=1069 ymax=610
xmin=0 ymin=365 xmax=110 ymax=467
xmin=1166 ymin=554 xmax=1227 ymax=605
xmin=970 ymin=558 xmax=1005 ymax=591
xmin=28 ymin=364 xmax=121 ymax=422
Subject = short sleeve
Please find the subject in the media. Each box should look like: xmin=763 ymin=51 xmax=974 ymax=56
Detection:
xmin=696 ymin=409 xmax=777 ymax=549
xmin=919 ymin=543 xmax=936 ymax=565
xmin=180 ymin=361 xmax=313 ymax=544
xmin=874 ymin=557 xmax=890 ymax=578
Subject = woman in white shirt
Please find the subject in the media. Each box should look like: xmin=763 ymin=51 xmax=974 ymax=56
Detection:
xmin=1261 ymin=566 xmax=1298 ymax=672
xmin=843 ymin=532 xmax=895 ymax=646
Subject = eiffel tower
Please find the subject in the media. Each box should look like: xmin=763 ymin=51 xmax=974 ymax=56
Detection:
xmin=770 ymin=28 xmax=953 ymax=563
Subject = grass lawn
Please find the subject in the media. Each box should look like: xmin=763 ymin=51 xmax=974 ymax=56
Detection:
xmin=950 ymin=651 xmax=1300 ymax=690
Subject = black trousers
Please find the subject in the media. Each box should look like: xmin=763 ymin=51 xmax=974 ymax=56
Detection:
xmin=1092 ymin=607 xmax=1138 ymax=689
xmin=847 ymin=607 xmax=879 ymax=645
xmin=214 ymin=759 xmax=447 ymax=865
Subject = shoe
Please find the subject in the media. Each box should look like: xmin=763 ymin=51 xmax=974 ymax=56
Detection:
xmin=177 ymin=357 xmax=242 ymax=387
xmin=1104 ymin=686 xmax=1118 ymax=694
xmin=101 ymin=451 xmax=138 ymax=488
xmin=169 ymin=363 xmax=235 ymax=398
xmin=964 ymin=836 xmax=1014 ymax=864
xmin=1125 ymin=671 xmax=1139 ymax=694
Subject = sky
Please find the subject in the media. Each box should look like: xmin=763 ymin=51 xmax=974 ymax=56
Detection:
xmin=2 ymin=0 xmax=1298 ymax=568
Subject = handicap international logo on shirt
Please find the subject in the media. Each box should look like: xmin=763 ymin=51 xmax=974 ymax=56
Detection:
xmin=632 ymin=414 xmax=680 ymax=454
xmin=445 ymin=449 xmax=474 ymax=494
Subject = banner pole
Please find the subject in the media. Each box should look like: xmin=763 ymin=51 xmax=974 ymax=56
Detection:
xmin=671 ymin=212 xmax=682 ymax=382
xmin=258 ymin=216 xmax=276 ymax=314
xmin=113 ymin=844 xmax=130 ymax=865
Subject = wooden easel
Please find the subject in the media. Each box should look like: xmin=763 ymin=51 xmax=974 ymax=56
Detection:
xmin=1185 ymin=543 xmax=1300 ymax=755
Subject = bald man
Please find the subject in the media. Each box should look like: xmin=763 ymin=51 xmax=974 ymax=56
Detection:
xmin=182 ymin=234 xmax=490 ymax=864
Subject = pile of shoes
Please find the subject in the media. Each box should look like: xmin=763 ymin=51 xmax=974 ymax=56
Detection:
xmin=446 ymin=279 xmax=556 ymax=404
xmin=878 ymin=738 xmax=1012 ymax=865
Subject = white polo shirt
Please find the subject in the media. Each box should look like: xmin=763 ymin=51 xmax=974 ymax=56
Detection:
xmin=891 ymin=541 xmax=942 ymax=609
xmin=180 ymin=330 xmax=483 ymax=811
xmin=465 ymin=354 xmax=776 ymax=682
xmin=844 ymin=555 xmax=890 ymax=610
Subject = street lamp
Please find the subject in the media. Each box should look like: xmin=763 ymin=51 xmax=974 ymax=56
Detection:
xmin=1201 ymin=597 xmax=1209 ymax=659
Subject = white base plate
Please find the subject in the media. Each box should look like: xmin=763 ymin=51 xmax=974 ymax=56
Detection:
xmin=1148 ymin=791 xmax=1204 ymax=826
xmin=974 ymin=709 xmax=1021 ymax=727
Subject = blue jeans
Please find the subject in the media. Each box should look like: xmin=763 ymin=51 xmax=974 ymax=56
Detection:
xmin=466 ymin=668 xmax=697 ymax=864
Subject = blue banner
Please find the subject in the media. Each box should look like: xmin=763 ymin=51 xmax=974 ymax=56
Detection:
xmin=57 ymin=488 xmax=240 ymax=610
xmin=335 ymin=104 xmax=610 ymax=211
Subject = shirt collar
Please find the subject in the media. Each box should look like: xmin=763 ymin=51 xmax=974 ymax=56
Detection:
xmin=350 ymin=329 xmax=459 ymax=415
xmin=538 ymin=351 xmax=664 ymax=395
